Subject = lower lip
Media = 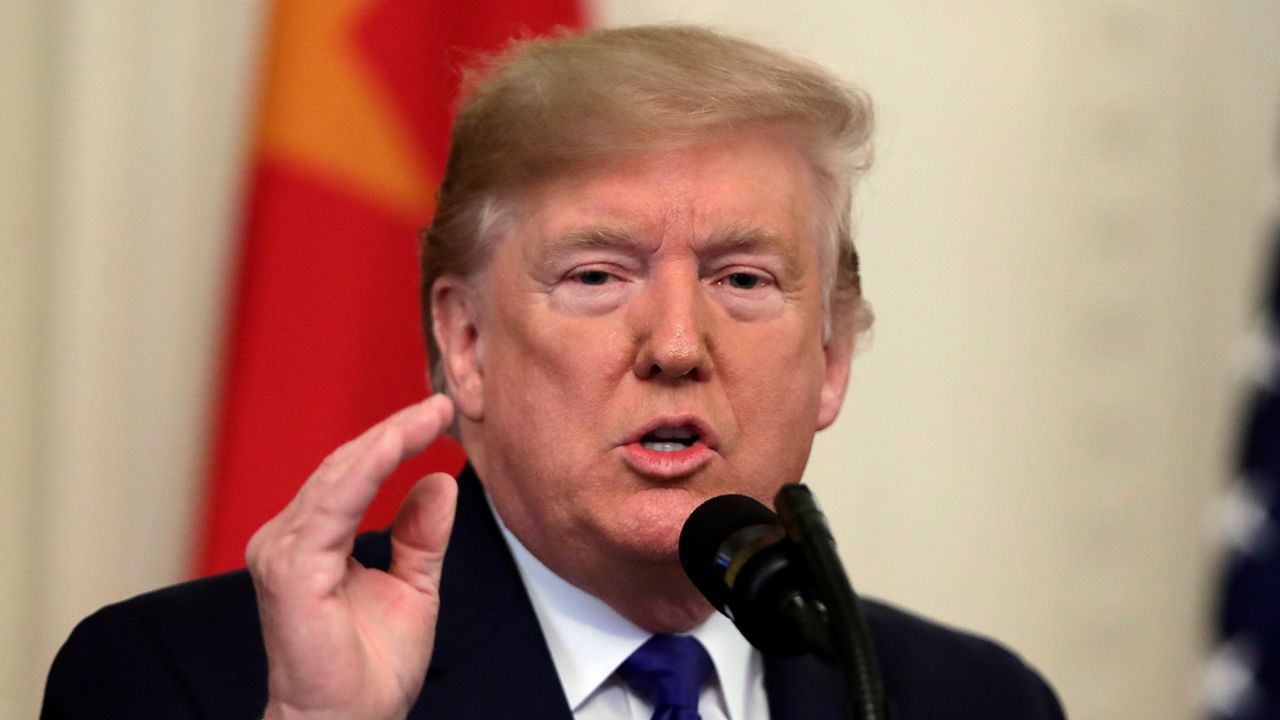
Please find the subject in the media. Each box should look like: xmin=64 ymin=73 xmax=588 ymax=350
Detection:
xmin=621 ymin=441 xmax=714 ymax=479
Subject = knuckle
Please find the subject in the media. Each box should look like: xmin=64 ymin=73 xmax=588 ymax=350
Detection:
xmin=245 ymin=523 xmax=296 ymax=581
xmin=244 ymin=523 xmax=272 ymax=567
xmin=313 ymin=453 xmax=345 ymax=481
xmin=248 ymin=534 xmax=297 ymax=590
xmin=374 ymin=426 xmax=403 ymax=461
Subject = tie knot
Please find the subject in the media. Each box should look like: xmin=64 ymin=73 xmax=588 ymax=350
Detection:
xmin=617 ymin=635 xmax=714 ymax=719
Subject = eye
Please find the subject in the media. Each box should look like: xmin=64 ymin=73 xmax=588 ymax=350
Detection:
xmin=716 ymin=270 xmax=774 ymax=291
xmin=573 ymin=269 xmax=613 ymax=286
xmin=724 ymin=272 xmax=763 ymax=290
xmin=708 ymin=265 xmax=784 ymax=321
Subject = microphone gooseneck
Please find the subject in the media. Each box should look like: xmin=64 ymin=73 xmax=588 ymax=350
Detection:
xmin=678 ymin=486 xmax=892 ymax=720
xmin=775 ymin=484 xmax=890 ymax=720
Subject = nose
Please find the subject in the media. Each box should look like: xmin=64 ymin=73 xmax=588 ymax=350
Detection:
xmin=631 ymin=264 xmax=713 ymax=382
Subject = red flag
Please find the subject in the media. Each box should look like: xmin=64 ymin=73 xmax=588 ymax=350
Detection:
xmin=197 ymin=0 xmax=584 ymax=576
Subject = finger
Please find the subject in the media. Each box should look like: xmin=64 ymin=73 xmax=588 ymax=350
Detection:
xmin=316 ymin=394 xmax=454 ymax=481
xmin=292 ymin=395 xmax=455 ymax=555
xmin=388 ymin=472 xmax=458 ymax=595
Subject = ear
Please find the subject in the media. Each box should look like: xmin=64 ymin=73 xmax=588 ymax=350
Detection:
xmin=431 ymin=276 xmax=485 ymax=421
xmin=816 ymin=304 xmax=858 ymax=430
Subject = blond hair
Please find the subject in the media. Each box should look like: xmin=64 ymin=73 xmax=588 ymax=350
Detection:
xmin=420 ymin=25 xmax=874 ymax=393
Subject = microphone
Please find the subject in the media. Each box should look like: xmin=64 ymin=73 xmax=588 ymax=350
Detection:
xmin=680 ymin=486 xmax=893 ymax=720
xmin=678 ymin=493 xmax=831 ymax=657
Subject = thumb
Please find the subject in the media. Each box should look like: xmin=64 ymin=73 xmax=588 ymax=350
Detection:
xmin=388 ymin=472 xmax=458 ymax=595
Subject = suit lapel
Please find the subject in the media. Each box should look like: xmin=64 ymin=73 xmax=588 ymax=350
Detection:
xmin=764 ymin=652 xmax=851 ymax=720
xmin=406 ymin=465 xmax=574 ymax=720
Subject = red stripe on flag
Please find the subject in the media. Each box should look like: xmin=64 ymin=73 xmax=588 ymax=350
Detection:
xmin=197 ymin=0 xmax=583 ymax=577
xmin=198 ymin=161 xmax=466 ymax=575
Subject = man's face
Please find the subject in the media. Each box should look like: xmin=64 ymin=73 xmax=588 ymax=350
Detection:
xmin=435 ymin=129 xmax=854 ymax=623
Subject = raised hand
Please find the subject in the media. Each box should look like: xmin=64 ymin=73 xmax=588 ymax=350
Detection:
xmin=246 ymin=395 xmax=457 ymax=720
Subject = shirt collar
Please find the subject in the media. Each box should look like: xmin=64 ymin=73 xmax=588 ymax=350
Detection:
xmin=492 ymin=503 xmax=759 ymax=720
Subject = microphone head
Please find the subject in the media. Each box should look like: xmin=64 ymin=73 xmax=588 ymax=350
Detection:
xmin=679 ymin=493 xmax=778 ymax=612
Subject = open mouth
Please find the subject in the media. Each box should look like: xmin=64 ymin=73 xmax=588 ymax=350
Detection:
xmin=639 ymin=426 xmax=700 ymax=453
xmin=622 ymin=417 xmax=715 ymax=478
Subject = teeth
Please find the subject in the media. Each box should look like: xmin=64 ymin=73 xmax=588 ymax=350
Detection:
xmin=637 ymin=425 xmax=700 ymax=452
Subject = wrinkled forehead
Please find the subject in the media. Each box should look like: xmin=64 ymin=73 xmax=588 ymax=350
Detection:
xmin=498 ymin=130 xmax=829 ymax=265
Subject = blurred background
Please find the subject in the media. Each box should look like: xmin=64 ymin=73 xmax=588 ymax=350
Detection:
xmin=3 ymin=1 xmax=1279 ymax=718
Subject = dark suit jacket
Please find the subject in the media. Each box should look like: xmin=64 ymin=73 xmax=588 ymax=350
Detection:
xmin=42 ymin=466 xmax=1065 ymax=719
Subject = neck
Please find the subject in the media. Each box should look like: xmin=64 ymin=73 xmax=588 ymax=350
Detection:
xmin=575 ymin=558 xmax=717 ymax=633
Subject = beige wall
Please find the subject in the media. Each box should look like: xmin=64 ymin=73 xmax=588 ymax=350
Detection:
xmin=3 ymin=1 xmax=1278 ymax=718
xmin=1 ymin=1 xmax=50 ymax=716
xmin=0 ymin=2 xmax=264 ymax=717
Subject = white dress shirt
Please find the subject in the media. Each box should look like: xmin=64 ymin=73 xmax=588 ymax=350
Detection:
xmin=493 ymin=511 xmax=770 ymax=720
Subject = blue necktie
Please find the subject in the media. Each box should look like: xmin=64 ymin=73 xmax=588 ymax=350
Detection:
xmin=616 ymin=634 xmax=714 ymax=720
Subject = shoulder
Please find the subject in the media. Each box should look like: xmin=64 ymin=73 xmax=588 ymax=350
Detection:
xmin=41 ymin=532 xmax=394 ymax=719
xmin=41 ymin=569 xmax=266 ymax=719
xmin=861 ymin=598 xmax=1066 ymax=719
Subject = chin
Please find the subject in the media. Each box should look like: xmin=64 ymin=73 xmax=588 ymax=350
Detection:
xmin=604 ymin=525 xmax=681 ymax=565
xmin=602 ymin=497 xmax=697 ymax=562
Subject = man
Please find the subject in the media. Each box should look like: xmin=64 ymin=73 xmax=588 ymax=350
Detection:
xmin=43 ymin=25 xmax=1065 ymax=719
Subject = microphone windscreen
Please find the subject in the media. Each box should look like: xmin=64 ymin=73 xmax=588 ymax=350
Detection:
xmin=679 ymin=494 xmax=778 ymax=611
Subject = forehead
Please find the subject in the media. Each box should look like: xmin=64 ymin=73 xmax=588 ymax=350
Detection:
xmin=509 ymin=131 xmax=823 ymax=259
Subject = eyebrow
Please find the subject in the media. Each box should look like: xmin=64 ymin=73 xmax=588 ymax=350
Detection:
xmin=701 ymin=224 xmax=802 ymax=279
xmin=536 ymin=225 xmax=645 ymax=273
xmin=703 ymin=224 xmax=784 ymax=252
xmin=549 ymin=225 xmax=641 ymax=252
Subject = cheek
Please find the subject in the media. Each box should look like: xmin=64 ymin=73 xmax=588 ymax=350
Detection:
xmin=738 ymin=399 xmax=821 ymax=497
xmin=720 ymin=330 xmax=827 ymax=464
xmin=489 ymin=312 xmax=633 ymax=424
xmin=726 ymin=326 xmax=826 ymax=405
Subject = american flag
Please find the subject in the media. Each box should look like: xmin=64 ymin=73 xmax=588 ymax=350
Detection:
xmin=1206 ymin=169 xmax=1280 ymax=719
